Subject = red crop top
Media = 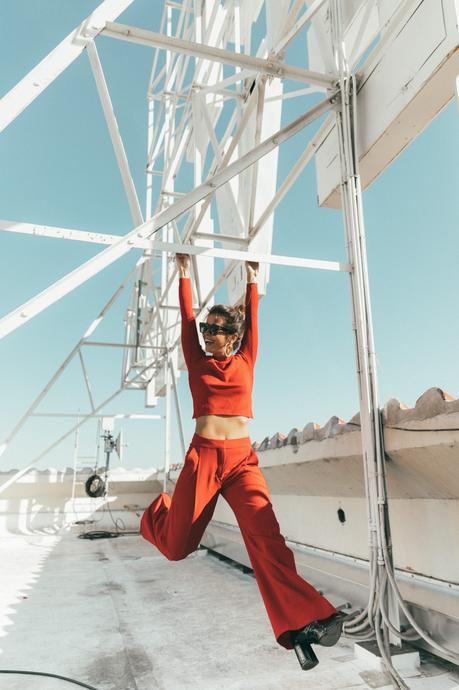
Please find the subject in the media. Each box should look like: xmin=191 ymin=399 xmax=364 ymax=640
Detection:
xmin=179 ymin=277 xmax=258 ymax=419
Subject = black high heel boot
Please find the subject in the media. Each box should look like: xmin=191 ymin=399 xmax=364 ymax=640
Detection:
xmin=290 ymin=630 xmax=319 ymax=671
xmin=291 ymin=611 xmax=348 ymax=671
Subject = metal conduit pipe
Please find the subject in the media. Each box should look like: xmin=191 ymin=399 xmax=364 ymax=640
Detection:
xmin=328 ymin=4 xmax=459 ymax=681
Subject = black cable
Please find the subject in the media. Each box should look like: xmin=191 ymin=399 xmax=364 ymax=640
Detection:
xmin=105 ymin=497 xmax=126 ymax=532
xmin=346 ymin=421 xmax=459 ymax=432
xmin=0 ymin=669 xmax=101 ymax=689
xmin=387 ymin=425 xmax=459 ymax=432
xmin=78 ymin=530 xmax=119 ymax=540
xmin=78 ymin=530 xmax=140 ymax=540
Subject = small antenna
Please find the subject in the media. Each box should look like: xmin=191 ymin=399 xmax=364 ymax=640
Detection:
xmin=84 ymin=428 xmax=126 ymax=498
xmin=114 ymin=430 xmax=124 ymax=463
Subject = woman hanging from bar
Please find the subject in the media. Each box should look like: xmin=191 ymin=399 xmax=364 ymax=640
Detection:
xmin=140 ymin=253 xmax=347 ymax=670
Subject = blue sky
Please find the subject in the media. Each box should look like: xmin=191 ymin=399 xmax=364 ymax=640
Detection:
xmin=0 ymin=1 xmax=458 ymax=471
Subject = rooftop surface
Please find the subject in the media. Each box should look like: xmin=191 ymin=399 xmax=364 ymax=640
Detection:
xmin=1 ymin=530 xmax=459 ymax=690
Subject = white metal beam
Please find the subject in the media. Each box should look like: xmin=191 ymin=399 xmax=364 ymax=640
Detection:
xmin=82 ymin=341 xmax=165 ymax=349
xmin=252 ymin=137 xmax=316 ymax=235
xmin=194 ymin=231 xmax=249 ymax=246
xmin=0 ymin=220 xmax=350 ymax=329
xmin=0 ymin=219 xmax=125 ymax=246
xmin=78 ymin=349 xmax=96 ymax=412
xmin=0 ymin=95 xmax=337 ymax=341
xmin=31 ymin=413 xmax=161 ymax=419
xmin=0 ymin=0 xmax=135 ymax=134
xmin=102 ymin=21 xmax=336 ymax=88
xmin=276 ymin=0 xmax=330 ymax=53
xmin=86 ymin=40 xmax=144 ymax=226
xmin=0 ymin=219 xmax=240 ymax=251
xmin=196 ymin=68 xmax=255 ymax=96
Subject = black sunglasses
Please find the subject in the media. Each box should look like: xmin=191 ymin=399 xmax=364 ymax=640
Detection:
xmin=199 ymin=322 xmax=234 ymax=336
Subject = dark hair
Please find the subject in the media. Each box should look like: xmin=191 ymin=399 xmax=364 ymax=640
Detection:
xmin=207 ymin=302 xmax=245 ymax=352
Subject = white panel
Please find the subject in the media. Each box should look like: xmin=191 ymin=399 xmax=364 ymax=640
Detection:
xmin=191 ymin=94 xmax=209 ymax=160
xmin=195 ymin=0 xmax=225 ymax=88
xmin=379 ymin=0 xmax=407 ymax=27
xmin=102 ymin=416 xmax=115 ymax=432
xmin=224 ymin=0 xmax=263 ymax=47
xmin=240 ymin=0 xmax=264 ymax=48
xmin=307 ymin=2 xmax=335 ymax=75
xmin=225 ymin=77 xmax=283 ymax=305
xmin=145 ymin=381 xmax=158 ymax=407
xmin=307 ymin=0 xmax=380 ymax=74
xmin=265 ymin=0 xmax=290 ymax=50
xmin=154 ymin=347 xmax=179 ymax=397
xmin=314 ymin=0 xmax=459 ymax=207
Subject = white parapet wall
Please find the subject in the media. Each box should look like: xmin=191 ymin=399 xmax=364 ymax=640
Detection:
xmin=0 ymin=467 xmax=163 ymax=534
xmin=202 ymin=386 xmax=459 ymax=581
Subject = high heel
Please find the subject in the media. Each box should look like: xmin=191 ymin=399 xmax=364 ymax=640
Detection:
xmin=290 ymin=611 xmax=347 ymax=671
xmin=290 ymin=631 xmax=319 ymax=671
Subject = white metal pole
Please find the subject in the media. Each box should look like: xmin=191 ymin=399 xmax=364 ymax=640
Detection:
xmin=163 ymin=358 xmax=171 ymax=493
xmin=168 ymin=356 xmax=186 ymax=459
xmin=86 ymin=40 xmax=144 ymax=227
xmin=78 ymin=349 xmax=96 ymax=412
xmin=330 ymin=2 xmax=405 ymax=681
xmin=71 ymin=420 xmax=81 ymax=508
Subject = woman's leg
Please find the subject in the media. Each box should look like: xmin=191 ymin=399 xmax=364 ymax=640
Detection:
xmin=140 ymin=443 xmax=220 ymax=561
xmin=221 ymin=447 xmax=338 ymax=650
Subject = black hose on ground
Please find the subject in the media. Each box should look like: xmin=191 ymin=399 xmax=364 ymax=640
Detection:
xmin=0 ymin=669 xmax=101 ymax=689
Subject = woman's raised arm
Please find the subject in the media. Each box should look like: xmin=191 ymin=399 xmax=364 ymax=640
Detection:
xmin=177 ymin=254 xmax=205 ymax=368
xmin=238 ymin=261 xmax=259 ymax=364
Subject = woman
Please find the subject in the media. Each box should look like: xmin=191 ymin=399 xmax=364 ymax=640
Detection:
xmin=140 ymin=253 xmax=346 ymax=670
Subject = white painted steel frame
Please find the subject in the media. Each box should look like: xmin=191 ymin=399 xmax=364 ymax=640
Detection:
xmin=0 ymin=95 xmax=337 ymax=341
xmin=32 ymin=413 xmax=162 ymax=419
xmin=0 ymin=358 xmax=163 ymax=496
xmin=86 ymin=40 xmax=144 ymax=227
xmin=102 ymin=21 xmax=335 ymax=88
xmin=0 ymin=257 xmax=147 ymax=463
xmin=0 ymin=221 xmax=349 ymax=271
xmin=0 ymin=0 xmax=136 ymax=134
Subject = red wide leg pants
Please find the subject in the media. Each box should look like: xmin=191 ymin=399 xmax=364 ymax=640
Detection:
xmin=140 ymin=433 xmax=337 ymax=649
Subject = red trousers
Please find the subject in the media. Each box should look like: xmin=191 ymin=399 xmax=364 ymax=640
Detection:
xmin=140 ymin=433 xmax=337 ymax=649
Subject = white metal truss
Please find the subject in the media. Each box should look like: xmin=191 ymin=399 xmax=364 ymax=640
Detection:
xmin=0 ymin=2 xmax=458 ymax=686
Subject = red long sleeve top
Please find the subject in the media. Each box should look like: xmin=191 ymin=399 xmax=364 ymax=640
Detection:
xmin=179 ymin=277 xmax=258 ymax=419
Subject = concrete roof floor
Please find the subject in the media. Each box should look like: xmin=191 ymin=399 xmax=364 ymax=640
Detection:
xmin=1 ymin=530 xmax=458 ymax=690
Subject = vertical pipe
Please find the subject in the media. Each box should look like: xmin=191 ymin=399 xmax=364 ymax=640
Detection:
xmin=71 ymin=419 xmax=80 ymax=508
xmin=146 ymin=95 xmax=155 ymax=220
xmin=161 ymin=2 xmax=174 ymax=490
xmin=163 ymin=358 xmax=172 ymax=492
xmin=330 ymin=0 xmax=402 ymax=667
xmin=169 ymin=357 xmax=186 ymax=458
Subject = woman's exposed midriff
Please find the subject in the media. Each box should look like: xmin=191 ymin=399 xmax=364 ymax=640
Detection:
xmin=195 ymin=413 xmax=250 ymax=440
